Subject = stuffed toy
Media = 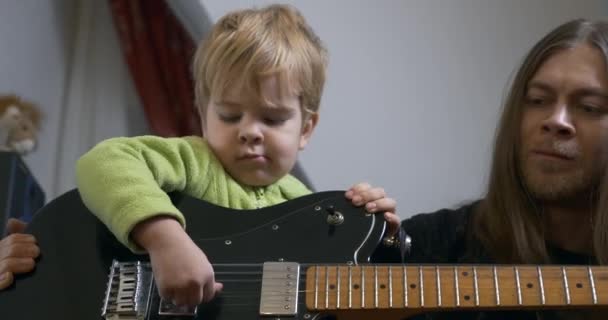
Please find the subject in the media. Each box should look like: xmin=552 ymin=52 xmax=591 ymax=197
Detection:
xmin=0 ymin=94 xmax=42 ymax=155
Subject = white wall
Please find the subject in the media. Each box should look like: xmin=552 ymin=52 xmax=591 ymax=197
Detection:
xmin=0 ymin=0 xmax=148 ymax=200
xmin=0 ymin=0 xmax=77 ymax=199
xmin=199 ymin=0 xmax=607 ymax=217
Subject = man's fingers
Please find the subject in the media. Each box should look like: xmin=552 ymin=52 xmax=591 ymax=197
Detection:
xmin=0 ymin=257 xmax=36 ymax=275
xmin=0 ymin=272 xmax=14 ymax=290
xmin=6 ymin=219 xmax=27 ymax=235
xmin=0 ymin=242 xmax=40 ymax=260
xmin=12 ymin=234 xmax=36 ymax=243
xmin=1 ymin=233 xmax=36 ymax=245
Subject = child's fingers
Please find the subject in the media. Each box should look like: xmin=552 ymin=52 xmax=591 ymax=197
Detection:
xmin=202 ymin=280 xmax=219 ymax=303
xmin=384 ymin=211 xmax=401 ymax=236
xmin=171 ymin=284 xmax=201 ymax=307
xmin=363 ymin=187 xmax=386 ymax=200
xmin=352 ymin=187 xmax=386 ymax=206
xmin=214 ymin=282 xmax=224 ymax=294
xmin=365 ymin=197 xmax=395 ymax=213
xmin=345 ymin=182 xmax=372 ymax=198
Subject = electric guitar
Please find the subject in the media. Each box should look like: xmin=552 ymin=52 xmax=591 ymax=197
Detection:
xmin=1 ymin=190 xmax=607 ymax=319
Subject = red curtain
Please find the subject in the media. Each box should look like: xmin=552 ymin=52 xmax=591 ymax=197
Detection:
xmin=108 ymin=0 xmax=201 ymax=137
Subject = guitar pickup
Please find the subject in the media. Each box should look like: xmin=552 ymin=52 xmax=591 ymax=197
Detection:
xmin=259 ymin=262 xmax=300 ymax=316
xmin=158 ymin=298 xmax=197 ymax=316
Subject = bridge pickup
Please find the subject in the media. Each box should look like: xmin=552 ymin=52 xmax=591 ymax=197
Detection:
xmin=259 ymin=262 xmax=300 ymax=316
xmin=158 ymin=298 xmax=197 ymax=316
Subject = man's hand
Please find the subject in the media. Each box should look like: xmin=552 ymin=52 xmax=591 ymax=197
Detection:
xmin=0 ymin=218 xmax=39 ymax=290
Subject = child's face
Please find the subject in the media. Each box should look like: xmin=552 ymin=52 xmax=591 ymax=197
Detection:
xmin=203 ymin=75 xmax=318 ymax=187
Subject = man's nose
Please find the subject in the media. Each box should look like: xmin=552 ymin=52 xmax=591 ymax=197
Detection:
xmin=540 ymin=104 xmax=575 ymax=138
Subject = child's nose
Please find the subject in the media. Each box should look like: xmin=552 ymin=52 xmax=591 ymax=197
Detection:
xmin=238 ymin=122 xmax=264 ymax=144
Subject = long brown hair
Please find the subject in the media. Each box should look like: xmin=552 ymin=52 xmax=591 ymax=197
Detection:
xmin=474 ymin=19 xmax=608 ymax=264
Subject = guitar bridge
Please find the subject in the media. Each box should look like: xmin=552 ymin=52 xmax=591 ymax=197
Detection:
xmin=101 ymin=260 xmax=197 ymax=319
xmin=101 ymin=260 xmax=153 ymax=320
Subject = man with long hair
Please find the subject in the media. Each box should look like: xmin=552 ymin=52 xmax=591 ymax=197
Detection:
xmin=399 ymin=19 xmax=608 ymax=319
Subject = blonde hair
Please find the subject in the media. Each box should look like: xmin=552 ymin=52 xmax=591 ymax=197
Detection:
xmin=474 ymin=19 xmax=608 ymax=264
xmin=192 ymin=4 xmax=327 ymax=119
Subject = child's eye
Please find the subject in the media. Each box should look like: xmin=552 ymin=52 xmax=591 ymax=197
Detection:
xmin=263 ymin=117 xmax=287 ymax=126
xmin=219 ymin=114 xmax=241 ymax=123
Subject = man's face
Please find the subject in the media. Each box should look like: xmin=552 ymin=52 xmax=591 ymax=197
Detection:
xmin=202 ymin=75 xmax=317 ymax=187
xmin=520 ymin=44 xmax=608 ymax=203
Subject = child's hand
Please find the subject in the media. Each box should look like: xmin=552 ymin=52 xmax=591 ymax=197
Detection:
xmin=345 ymin=183 xmax=400 ymax=237
xmin=132 ymin=217 xmax=223 ymax=307
xmin=0 ymin=218 xmax=39 ymax=290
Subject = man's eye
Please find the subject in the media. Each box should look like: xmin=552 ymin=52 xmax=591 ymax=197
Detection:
xmin=579 ymin=104 xmax=602 ymax=114
xmin=525 ymin=96 xmax=546 ymax=106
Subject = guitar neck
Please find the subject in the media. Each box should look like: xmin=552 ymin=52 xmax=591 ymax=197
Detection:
xmin=305 ymin=265 xmax=607 ymax=317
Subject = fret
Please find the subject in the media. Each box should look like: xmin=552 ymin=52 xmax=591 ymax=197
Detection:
xmin=537 ymin=266 xmax=545 ymax=305
xmin=419 ymin=266 xmax=425 ymax=307
xmin=403 ymin=266 xmax=408 ymax=307
xmin=388 ymin=266 xmax=393 ymax=308
xmin=348 ymin=265 xmax=352 ymax=309
xmin=588 ymin=266 xmax=598 ymax=305
xmin=325 ymin=265 xmax=330 ymax=308
xmin=454 ymin=266 xmax=460 ymax=307
xmin=436 ymin=266 xmax=442 ymax=307
xmin=337 ymin=266 xmax=341 ymax=309
xmin=315 ymin=266 xmax=319 ymax=309
xmin=493 ymin=266 xmax=500 ymax=306
xmin=515 ymin=266 xmax=522 ymax=305
xmin=473 ymin=266 xmax=479 ymax=306
xmin=374 ymin=266 xmax=379 ymax=308
xmin=361 ymin=266 xmax=365 ymax=308
xmin=561 ymin=266 xmax=571 ymax=305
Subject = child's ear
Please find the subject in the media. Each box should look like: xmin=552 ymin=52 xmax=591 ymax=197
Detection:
xmin=299 ymin=112 xmax=319 ymax=150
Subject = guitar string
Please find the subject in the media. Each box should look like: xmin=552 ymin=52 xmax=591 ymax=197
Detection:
xmin=143 ymin=273 xmax=597 ymax=310
xmin=128 ymin=266 xmax=592 ymax=304
xmin=213 ymin=271 xmax=576 ymax=279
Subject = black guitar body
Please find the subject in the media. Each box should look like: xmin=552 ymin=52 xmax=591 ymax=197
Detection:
xmin=0 ymin=190 xmax=387 ymax=320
